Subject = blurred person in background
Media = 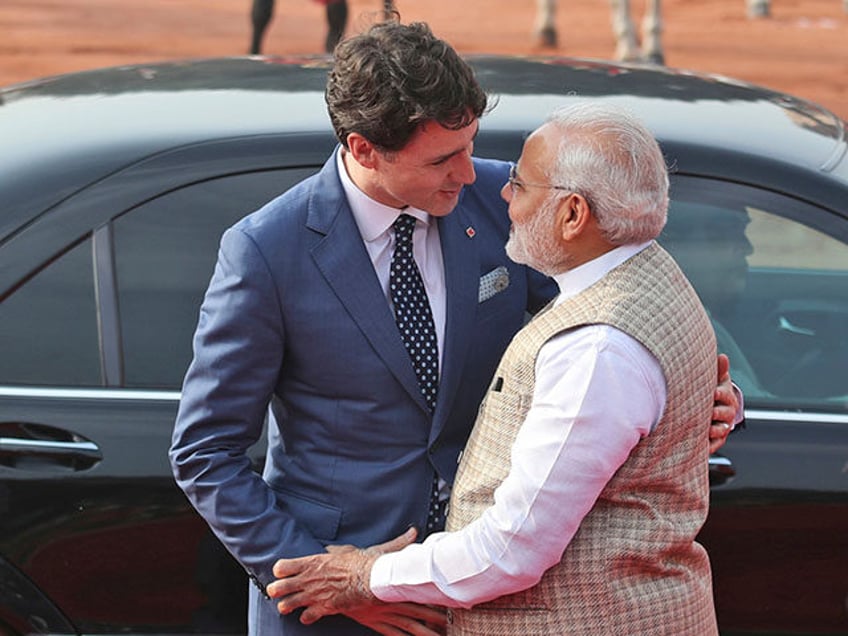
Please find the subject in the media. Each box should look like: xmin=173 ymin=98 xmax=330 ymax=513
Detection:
xmin=250 ymin=0 xmax=349 ymax=54
xmin=661 ymin=203 xmax=766 ymax=397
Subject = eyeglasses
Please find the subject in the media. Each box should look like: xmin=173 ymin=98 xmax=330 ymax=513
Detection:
xmin=507 ymin=163 xmax=572 ymax=195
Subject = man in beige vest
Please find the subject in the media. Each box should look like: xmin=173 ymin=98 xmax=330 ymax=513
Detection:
xmin=266 ymin=102 xmax=720 ymax=635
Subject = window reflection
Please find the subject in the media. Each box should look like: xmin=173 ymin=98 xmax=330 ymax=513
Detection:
xmin=113 ymin=169 xmax=315 ymax=389
xmin=661 ymin=186 xmax=848 ymax=409
xmin=0 ymin=238 xmax=100 ymax=386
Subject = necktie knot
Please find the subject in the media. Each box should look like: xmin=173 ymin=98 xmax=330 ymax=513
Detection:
xmin=393 ymin=213 xmax=417 ymax=245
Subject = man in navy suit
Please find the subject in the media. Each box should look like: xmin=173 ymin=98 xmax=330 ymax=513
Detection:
xmin=170 ymin=20 xmax=739 ymax=636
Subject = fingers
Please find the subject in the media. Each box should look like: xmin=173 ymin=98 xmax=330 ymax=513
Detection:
xmin=715 ymin=371 xmax=736 ymax=400
xmin=395 ymin=618 xmax=444 ymax=636
xmin=273 ymin=586 xmax=336 ymax=619
xmin=709 ymin=421 xmax=730 ymax=439
xmin=714 ymin=374 xmax=737 ymax=415
xmin=344 ymin=603 xmax=447 ymax=636
xmin=266 ymin=532 xmax=419 ymax=625
xmin=326 ymin=543 xmax=358 ymax=554
xmin=368 ymin=526 xmax=418 ymax=555
xmin=710 ymin=402 xmax=734 ymax=429
xmin=272 ymin=527 xmax=416 ymax=581
xmin=708 ymin=422 xmax=730 ymax=454
xmin=275 ymin=594 xmax=306 ymax=617
xmin=712 ymin=364 xmax=738 ymax=430
xmin=271 ymin=554 xmax=312 ymax=579
xmin=267 ymin=576 xmax=298 ymax=601
xmin=300 ymin=604 xmax=330 ymax=625
xmin=717 ymin=353 xmax=730 ymax=383
xmin=392 ymin=603 xmax=447 ymax=627
xmin=351 ymin=619 xmax=436 ymax=636
xmin=268 ymin=555 xmax=321 ymax=599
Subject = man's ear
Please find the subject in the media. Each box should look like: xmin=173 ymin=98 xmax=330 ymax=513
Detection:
xmin=556 ymin=193 xmax=592 ymax=242
xmin=346 ymin=133 xmax=379 ymax=169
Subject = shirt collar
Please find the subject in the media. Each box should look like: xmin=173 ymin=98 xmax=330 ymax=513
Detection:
xmin=336 ymin=147 xmax=430 ymax=242
xmin=552 ymin=241 xmax=652 ymax=304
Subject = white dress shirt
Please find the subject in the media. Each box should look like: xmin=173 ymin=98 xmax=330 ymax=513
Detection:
xmin=370 ymin=242 xmax=669 ymax=608
xmin=336 ymin=149 xmax=446 ymax=366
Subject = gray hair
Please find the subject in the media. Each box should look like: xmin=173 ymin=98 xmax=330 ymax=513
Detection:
xmin=543 ymin=102 xmax=669 ymax=244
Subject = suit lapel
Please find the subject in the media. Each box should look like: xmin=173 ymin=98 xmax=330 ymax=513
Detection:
xmin=307 ymin=154 xmax=431 ymax=413
xmin=431 ymin=206 xmax=481 ymax=438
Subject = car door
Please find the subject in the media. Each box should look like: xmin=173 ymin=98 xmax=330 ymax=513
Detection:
xmin=0 ymin=136 xmax=331 ymax=635
xmin=660 ymin=176 xmax=848 ymax=635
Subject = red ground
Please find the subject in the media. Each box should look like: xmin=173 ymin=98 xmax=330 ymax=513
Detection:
xmin=1 ymin=0 xmax=846 ymax=120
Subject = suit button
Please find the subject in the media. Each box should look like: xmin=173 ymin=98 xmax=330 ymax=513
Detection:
xmin=446 ymin=609 xmax=454 ymax=624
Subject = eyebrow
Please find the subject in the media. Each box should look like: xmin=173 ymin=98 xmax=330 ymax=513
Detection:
xmin=428 ymin=122 xmax=480 ymax=165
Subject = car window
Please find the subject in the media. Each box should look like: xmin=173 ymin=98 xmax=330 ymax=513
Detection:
xmin=0 ymin=237 xmax=101 ymax=386
xmin=113 ymin=168 xmax=318 ymax=389
xmin=661 ymin=178 xmax=848 ymax=411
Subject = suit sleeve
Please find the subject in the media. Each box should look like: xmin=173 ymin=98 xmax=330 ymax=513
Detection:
xmin=169 ymin=226 xmax=325 ymax=589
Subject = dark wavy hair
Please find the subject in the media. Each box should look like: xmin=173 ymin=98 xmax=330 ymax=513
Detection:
xmin=325 ymin=21 xmax=490 ymax=151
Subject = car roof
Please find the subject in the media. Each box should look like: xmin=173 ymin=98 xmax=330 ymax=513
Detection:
xmin=2 ymin=54 xmax=847 ymax=239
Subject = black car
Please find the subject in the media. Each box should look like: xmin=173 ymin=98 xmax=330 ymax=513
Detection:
xmin=1 ymin=55 xmax=846 ymax=635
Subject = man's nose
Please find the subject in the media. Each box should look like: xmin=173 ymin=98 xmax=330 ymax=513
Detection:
xmin=452 ymin=149 xmax=476 ymax=185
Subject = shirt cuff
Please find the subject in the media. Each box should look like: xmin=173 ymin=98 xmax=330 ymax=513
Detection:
xmin=370 ymin=553 xmax=402 ymax=602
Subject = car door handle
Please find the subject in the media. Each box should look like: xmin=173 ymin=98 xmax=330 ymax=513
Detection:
xmin=708 ymin=454 xmax=736 ymax=487
xmin=0 ymin=423 xmax=102 ymax=471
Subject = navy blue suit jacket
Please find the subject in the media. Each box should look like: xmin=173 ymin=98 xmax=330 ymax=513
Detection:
xmin=170 ymin=153 xmax=556 ymax=634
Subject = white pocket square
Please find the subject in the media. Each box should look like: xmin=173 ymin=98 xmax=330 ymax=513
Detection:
xmin=478 ymin=266 xmax=510 ymax=303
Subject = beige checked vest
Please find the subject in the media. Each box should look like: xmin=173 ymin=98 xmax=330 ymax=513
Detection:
xmin=446 ymin=243 xmax=718 ymax=635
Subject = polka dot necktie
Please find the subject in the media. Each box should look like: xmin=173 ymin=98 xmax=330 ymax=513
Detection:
xmin=390 ymin=213 xmax=445 ymax=534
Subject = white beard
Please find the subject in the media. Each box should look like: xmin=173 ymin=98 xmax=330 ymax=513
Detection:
xmin=505 ymin=200 xmax=563 ymax=277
